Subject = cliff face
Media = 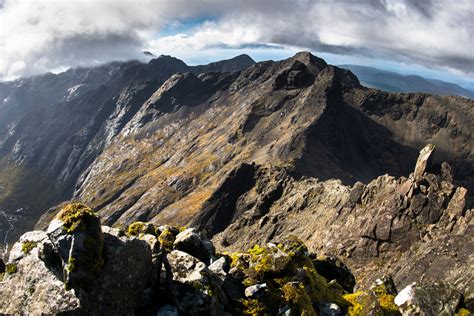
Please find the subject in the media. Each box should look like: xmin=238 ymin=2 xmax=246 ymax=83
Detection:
xmin=0 ymin=52 xmax=472 ymax=313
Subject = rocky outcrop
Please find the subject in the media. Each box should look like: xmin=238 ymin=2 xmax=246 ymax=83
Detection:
xmin=1 ymin=206 xmax=470 ymax=315
xmin=207 ymin=145 xmax=472 ymax=304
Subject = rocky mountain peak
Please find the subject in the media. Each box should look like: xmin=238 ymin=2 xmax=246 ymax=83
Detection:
xmin=0 ymin=51 xmax=472 ymax=315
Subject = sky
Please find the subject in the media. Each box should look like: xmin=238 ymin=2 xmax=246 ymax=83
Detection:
xmin=0 ymin=0 xmax=473 ymax=89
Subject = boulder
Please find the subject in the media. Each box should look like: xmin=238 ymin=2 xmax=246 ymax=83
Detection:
xmin=0 ymin=257 xmax=4 ymax=273
xmin=208 ymin=256 xmax=230 ymax=279
xmin=173 ymin=228 xmax=215 ymax=264
xmin=395 ymin=282 xmax=461 ymax=316
xmin=166 ymin=250 xmax=226 ymax=314
xmin=0 ymin=231 xmax=81 ymax=314
xmin=46 ymin=203 xmax=103 ymax=290
xmin=0 ymin=203 xmax=153 ymax=315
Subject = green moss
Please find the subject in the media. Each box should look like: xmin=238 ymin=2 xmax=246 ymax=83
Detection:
xmin=282 ymin=282 xmax=317 ymax=316
xmin=66 ymin=257 xmax=76 ymax=272
xmin=248 ymin=244 xmax=266 ymax=257
xmin=277 ymin=235 xmax=308 ymax=259
xmin=378 ymin=294 xmax=400 ymax=315
xmin=159 ymin=228 xmax=176 ymax=252
xmin=0 ymin=272 xmax=4 ymax=281
xmin=127 ymin=221 xmax=146 ymax=236
xmin=343 ymin=292 xmax=368 ymax=316
xmin=242 ymin=299 xmax=267 ymax=315
xmin=6 ymin=263 xmax=17 ymax=274
xmin=56 ymin=203 xmax=98 ymax=234
xmin=21 ymin=240 xmax=37 ymax=254
xmin=456 ymin=308 xmax=472 ymax=316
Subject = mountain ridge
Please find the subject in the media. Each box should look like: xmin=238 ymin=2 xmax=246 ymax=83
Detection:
xmin=339 ymin=64 xmax=474 ymax=99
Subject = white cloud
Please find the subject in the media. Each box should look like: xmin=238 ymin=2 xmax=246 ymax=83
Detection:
xmin=0 ymin=0 xmax=473 ymax=80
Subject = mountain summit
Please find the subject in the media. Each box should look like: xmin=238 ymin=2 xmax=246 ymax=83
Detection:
xmin=0 ymin=52 xmax=472 ymax=314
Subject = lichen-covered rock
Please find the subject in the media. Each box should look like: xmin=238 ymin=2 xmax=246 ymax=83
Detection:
xmin=173 ymin=228 xmax=215 ymax=264
xmin=0 ymin=204 xmax=153 ymax=315
xmin=166 ymin=250 xmax=226 ymax=314
xmin=127 ymin=221 xmax=157 ymax=237
xmin=395 ymin=282 xmax=462 ymax=316
xmin=46 ymin=203 xmax=103 ymax=289
xmin=0 ymin=231 xmax=81 ymax=314
xmin=314 ymin=255 xmax=356 ymax=292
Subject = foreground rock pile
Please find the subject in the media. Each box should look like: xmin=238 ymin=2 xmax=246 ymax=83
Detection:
xmin=0 ymin=203 xmax=471 ymax=315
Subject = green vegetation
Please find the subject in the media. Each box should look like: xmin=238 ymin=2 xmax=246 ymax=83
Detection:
xmin=21 ymin=240 xmax=37 ymax=254
xmin=56 ymin=203 xmax=98 ymax=234
xmin=226 ymin=236 xmax=401 ymax=315
xmin=6 ymin=263 xmax=17 ymax=274
xmin=159 ymin=228 xmax=176 ymax=252
xmin=456 ymin=308 xmax=472 ymax=316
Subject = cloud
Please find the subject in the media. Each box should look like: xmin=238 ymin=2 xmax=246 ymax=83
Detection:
xmin=0 ymin=0 xmax=473 ymax=80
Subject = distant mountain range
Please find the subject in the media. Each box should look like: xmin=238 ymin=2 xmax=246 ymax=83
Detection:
xmin=339 ymin=64 xmax=474 ymax=99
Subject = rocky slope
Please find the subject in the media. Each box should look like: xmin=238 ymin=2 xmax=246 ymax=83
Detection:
xmin=0 ymin=202 xmax=471 ymax=315
xmin=0 ymin=54 xmax=255 ymax=253
xmin=0 ymin=52 xmax=472 ymax=314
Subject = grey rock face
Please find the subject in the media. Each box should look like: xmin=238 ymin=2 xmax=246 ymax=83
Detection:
xmin=395 ymin=282 xmax=462 ymax=316
xmin=166 ymin=250 xmax=226 ymax=315
xmin=414 ymin=144 xmax=435 ymax=179
xmin=173 ymin=228 xmax=215 ymax=264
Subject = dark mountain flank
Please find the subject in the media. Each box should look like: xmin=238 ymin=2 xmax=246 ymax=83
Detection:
xmin=0 ymin=52 xmax=472 ymax=314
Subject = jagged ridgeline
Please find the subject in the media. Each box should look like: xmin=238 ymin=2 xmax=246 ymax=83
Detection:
xmin=0 ymin=52 xmax=472 ymax=314
xmin=0 ymin=145 xmax=472 ymax=315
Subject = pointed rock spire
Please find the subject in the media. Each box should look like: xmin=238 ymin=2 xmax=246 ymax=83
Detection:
xmin=413 ymin=144 xmax=435 ymax=179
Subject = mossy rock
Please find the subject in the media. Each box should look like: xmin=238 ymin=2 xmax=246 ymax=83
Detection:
xmin=228 ymin=238 xmax=356 ymax=314
xmin=159 ymin=228 xmax=177 ymax=252
xmin=456 ymin=308 xmax=472 ymax=316
xmin=282 ymin=282 xmax=317 ymax=315
xmin=127 ymin=221 xmax=156 ymax=237
xmin=55 ymin=203 xmax=99 ymax=234
xmin=6 ymin=263 xmax=17 ymax=274
xmin=21 ymin=240 xmax=37 ymax=254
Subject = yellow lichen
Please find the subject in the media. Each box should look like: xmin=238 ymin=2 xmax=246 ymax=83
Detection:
xmin=378 ymin=294 xmax=400 ymax=315
xmin=6 ymin=263 xmax=17 ymax=274
xmin=455 ymin=308 xmax=472 ymax=316
xmin=56 ymin=203 xmax=98 ymax=234
xmin=159 ymin=228 xmax=176 ymax=252
xmin=21 ymin=240 xmax=37 ymax=254
xmin=282 ymin=282 xmax=317 ymax=316
xmin=127 ymin=221 xmax=151 ymax=237
xmin=242 ymin=299 xmax=267 ymax=315
xmin=343 ymin=292 xmax=367 ymax=316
